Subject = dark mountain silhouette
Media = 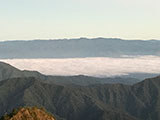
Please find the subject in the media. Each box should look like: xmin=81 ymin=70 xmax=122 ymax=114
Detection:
xmin=0 ymin=61 xmax=141 ymax=85
xmin=0 ymin=77 xmax=136 ymax=120
xmin=0 ymin=76 xmax=160 ymax=120
xmin=0 ymin=38 xmax=160 ymax=58
xmin=0 ymin=62 xmax=45 ymax=81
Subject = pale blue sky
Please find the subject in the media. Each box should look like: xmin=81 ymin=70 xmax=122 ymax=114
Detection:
xmin=0 ymin=0 xmax=160 ymax=41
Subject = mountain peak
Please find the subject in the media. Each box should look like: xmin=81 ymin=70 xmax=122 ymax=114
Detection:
xmin=0 ymin=107 xmax=55 ymax=120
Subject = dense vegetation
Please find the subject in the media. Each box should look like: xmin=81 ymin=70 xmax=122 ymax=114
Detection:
xmin=0 ymin=76 xmax=159 ymax=120
xmin=0 ymin=62 xmax=160 ymax=120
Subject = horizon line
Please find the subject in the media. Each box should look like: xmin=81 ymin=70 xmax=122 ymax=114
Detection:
xmin=0 ymin=37 xmax=159 ymax=42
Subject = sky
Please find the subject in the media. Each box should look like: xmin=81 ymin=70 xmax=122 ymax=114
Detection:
xmin=0 ymin=0 xmax=160 ymax=41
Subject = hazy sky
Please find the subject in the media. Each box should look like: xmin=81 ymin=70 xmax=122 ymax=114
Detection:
xmin=0 ymin=0 xmax=160 ymax=41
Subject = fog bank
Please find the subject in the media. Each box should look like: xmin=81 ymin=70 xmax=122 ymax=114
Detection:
xmin=1 ymin=56 xmax=160 ymax=77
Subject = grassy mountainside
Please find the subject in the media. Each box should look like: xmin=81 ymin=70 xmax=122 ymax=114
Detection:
xmin=0 ymin=76 xmax=160 ymax=120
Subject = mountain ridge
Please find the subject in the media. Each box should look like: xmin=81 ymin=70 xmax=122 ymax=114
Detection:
xmin=0 ymin=38 xmax=160 ymax=59
xmin=0 ymin=75 xmax=160 ymax=120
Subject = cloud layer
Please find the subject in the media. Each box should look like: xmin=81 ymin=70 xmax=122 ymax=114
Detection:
xmin=1 ymin=56 xmax=160 ymax=77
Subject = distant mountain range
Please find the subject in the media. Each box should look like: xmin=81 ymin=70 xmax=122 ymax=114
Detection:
xmin=0 ymin=38 xmax=160 ymax=58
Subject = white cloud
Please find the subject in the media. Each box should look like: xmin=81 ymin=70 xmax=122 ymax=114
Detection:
xmin=0 ymin=56 xmax=160 ymax=77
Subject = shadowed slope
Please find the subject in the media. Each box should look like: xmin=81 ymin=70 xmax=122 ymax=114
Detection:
xmin=0 ymin=77 xmax=139 ymax=120
xmin=0 ymin=76 xmax=160 ymax=120
xmin=0 ymin=62 xmax=45 ymax=81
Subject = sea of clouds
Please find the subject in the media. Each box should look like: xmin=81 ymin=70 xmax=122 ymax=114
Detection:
xmin=1 ymin=56 xmax=160 ymax=77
